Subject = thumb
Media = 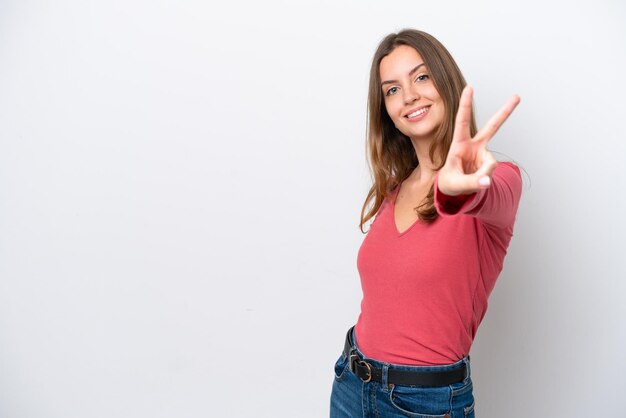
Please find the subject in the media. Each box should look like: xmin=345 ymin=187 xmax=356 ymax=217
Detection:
xmin=473 ymin=151 xmax=498 ymax=189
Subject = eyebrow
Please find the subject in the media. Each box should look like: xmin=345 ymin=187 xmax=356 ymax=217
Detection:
xmin=381 ymin=63 xmax=426 ymax=86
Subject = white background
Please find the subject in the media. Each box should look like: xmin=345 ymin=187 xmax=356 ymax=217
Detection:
xmin=1 ymin=0 xmax=625 ymax=417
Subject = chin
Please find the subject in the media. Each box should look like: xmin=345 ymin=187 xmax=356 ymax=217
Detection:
xmin=405 ymin=127 xmax=437 ymax=140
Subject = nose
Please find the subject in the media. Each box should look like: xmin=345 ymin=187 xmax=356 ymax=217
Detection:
xmin=403 ymin=84 xmax=421 ymax=105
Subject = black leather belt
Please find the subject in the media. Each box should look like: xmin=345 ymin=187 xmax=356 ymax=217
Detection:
xmin=342 ymin=327 xmax=467 ymax=386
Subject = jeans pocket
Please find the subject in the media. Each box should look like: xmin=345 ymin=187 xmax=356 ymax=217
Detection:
xmin=333 ymin=353 xmax=350 ymax=381
xmin=449 ymin=378 xmax=474 ymax=418
xmin=388 ymin=384 xmax=451 ymax=417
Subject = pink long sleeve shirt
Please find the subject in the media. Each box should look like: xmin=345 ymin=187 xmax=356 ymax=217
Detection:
xmin=354 ymin=162 xmax=522 ymax=365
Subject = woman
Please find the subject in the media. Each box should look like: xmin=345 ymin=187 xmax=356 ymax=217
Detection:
xmin=330 ymin=29 xmax=522 ymax=417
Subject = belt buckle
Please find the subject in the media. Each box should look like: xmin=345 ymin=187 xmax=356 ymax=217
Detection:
xmin=349 ymin=354 xmax=372 ymax=383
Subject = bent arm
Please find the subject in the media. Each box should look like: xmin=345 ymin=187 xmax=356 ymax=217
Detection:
xmin=433 ymin=161 xmax=522 ymax=229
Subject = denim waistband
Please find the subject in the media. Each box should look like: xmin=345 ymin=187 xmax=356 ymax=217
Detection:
xmin=345 ymin=326 xmax=471 ymax=379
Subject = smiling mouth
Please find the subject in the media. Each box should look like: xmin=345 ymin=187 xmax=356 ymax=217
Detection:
xmin=405 ymin=106 xmax=430 ymax=119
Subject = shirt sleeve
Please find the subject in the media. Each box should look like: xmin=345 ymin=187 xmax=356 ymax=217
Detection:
xmin=433 ymin=161 xmax=522 ymax=230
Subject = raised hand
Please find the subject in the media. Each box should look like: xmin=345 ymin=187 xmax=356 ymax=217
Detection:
xmin=437 ymin=86 xmax=520 ymax=196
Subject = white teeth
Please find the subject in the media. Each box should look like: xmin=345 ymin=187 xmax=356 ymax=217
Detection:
xmin=407 ymin=107 xmax=429 ymax=118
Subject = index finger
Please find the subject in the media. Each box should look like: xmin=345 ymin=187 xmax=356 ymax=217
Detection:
xmin=475 ymin=95 xmax=521 ymax=143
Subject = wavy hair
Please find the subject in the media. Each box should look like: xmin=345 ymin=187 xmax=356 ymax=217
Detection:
xmin=359 ymin=29 xmax=477 ymax=233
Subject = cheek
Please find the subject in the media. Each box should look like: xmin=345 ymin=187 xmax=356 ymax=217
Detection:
xmin=388 ymin=110 xmax=404 ymax=128
xmin=384 ymin=99 xmax=401 ymax=120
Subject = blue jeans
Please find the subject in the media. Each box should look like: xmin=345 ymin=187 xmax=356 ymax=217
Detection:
xmin=330 ymin=329 xmax=475 ymax=418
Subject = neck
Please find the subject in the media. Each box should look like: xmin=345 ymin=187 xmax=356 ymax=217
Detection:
xmin=408 ymin=137 xmax=439 ymax=182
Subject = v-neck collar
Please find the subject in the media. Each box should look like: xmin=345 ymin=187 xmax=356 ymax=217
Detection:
xmin=391 ymin=182 xmax=422 ymax=237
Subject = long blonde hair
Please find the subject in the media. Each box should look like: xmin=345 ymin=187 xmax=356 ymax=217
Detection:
xmin=359 ymin=29 xmax=477 ymax=233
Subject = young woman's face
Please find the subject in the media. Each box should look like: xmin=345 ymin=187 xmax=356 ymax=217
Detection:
xmin=379 ymin=45 xmax=444 ymax=142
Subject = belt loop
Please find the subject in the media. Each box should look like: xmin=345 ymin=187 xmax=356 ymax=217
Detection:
xmin=464 ymin=355 xmax=471 ymax=380
xmin=381 ymin=363 xmax=389 ymax=389
xmin=343 ymin=326 xmax=356 ymax=361
xmin=349 ymin=327 xmax=357 ymax=353
xmin=349 ymin=326 xmax=356 ymax=346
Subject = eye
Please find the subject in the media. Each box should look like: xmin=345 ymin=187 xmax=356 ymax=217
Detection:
xmin=385 ymin=86 xmax=399 ymax=97
xmin=415 ymin=74 xmax=429 ymax=82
